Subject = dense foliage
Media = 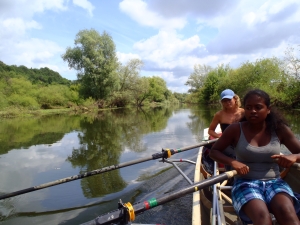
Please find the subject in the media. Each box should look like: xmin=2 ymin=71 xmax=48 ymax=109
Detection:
xmin=185 ymin=46 xmax=300 ymax=109
xmin=62 ymin=29 xmax=119 ymax=100
xmin=0 ymin=61 xmax=71 ymax=85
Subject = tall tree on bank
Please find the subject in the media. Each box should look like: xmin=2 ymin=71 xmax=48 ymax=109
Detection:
xmin=118 ymin=59 xmax=149 ymax=106
xmin=284 ymin=45 xmax=300 ymax=79
xmin=110 ymin=59 xmax=146 ymax=107
xmin=148 ymin=76 xmax=168 ymax=102
xmin=62 ymin=29 xmax=119 ymax=100
xmin=119 ymin=59 xmax=144 ymax=92
xmin=185 ymin=64 xmax=212 ymax=93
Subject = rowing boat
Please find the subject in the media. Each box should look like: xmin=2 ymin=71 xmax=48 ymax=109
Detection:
xmin=192 ymin=127 xmax=300 ymax=225
xmin=78 ymin=128 xmax=300 ymax=224
xmin=1 ymin=128 xmax=299 ymax=224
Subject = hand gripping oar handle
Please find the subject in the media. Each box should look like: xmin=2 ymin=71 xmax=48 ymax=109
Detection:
xmin=80 ymin=170 xmax=237 ymax=225
xmin=273 ymin=159 xmax=300 ymax=170
xmin=0 ymin=139 xmax=218 ymax=200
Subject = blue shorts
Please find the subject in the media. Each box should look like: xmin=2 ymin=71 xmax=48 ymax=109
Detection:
xmin=232 ymin=178 xmax=300 ymax=224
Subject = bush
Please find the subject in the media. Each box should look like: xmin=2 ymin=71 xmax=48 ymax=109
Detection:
xmin=8 ymin=94 xmax=39 ymax=109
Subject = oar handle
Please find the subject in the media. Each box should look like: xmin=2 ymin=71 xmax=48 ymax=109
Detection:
xmin=291 ymin=163 xmax=300 ymax=170
xmin=273 ymin=159 xmax=300 ymax=170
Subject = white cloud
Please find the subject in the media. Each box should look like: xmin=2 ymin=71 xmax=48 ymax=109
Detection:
xmin=0 ymin=18 xmax=42 ymax=40
xmin=72 ymin=0 xmax=95 ymax=17
xmin=119 ymin=0 xmax=186 ymax=29
xmin=3 ymin=38 xmax=63 ymax=66
xmin=147 ymin=0 xmax=239 ymax=19
xmin=117 ymin=52 xmax=141 ymax=65
xmin=156 ymin=71 xmax=189 ymax=93
xmin=206 ymin=0 xmax=300 ymax=54
xmin=242 ymin=12 xmax=257 ymax=26
xmin=0 ymin=0 xmax=67 ymax=19
xmin=133 ymin=30 xmax=206 ymax=69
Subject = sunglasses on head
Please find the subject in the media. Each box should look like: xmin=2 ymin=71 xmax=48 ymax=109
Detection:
xmin=221 ymin=98 xmax=232 ymax=103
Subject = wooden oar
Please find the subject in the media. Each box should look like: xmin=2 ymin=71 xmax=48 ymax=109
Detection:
xmin=80 ymin=170 xmax=238 ymax=225
xmin=0 ymin=139 xmax=218 ymax=200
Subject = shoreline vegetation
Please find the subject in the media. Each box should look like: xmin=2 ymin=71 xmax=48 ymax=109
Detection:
xmin=1 ymin=101 xmax=299 ymax=119
xmin=0 ymin=30 xmax=299 ymax=118
xmin=0 ymin=101 xmax=170 ymax=118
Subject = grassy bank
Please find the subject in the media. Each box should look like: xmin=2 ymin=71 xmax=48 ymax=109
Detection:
xmin=0 ymin=99 xmax=180 ymax=118
xmin=0 ymin=107 xmax=75 ymax=118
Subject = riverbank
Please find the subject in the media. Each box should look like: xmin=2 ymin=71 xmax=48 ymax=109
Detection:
xmin=0 ymin=101 xmax=169 ymax=118
xmin=0 ymin=107 xmax=74 ymax=118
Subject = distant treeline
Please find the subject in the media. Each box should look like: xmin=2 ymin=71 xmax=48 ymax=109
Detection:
xmin=0 ymin=61 xmax=71 ymax=85
xmin=3 ymin=28 xmax=298 ymax=113
xmin=185 ymin=45 xmax=300 ymax=109
xmin=0 ymin=60 xmax=186 ymax=114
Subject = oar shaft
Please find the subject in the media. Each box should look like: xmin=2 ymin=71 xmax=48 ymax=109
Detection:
xmin=0 ymin=157 xmax=153 ymax=200
xmin=155 ymin=171 xmax=236 ymax=205
xmin=0 ymin=140 xmax=218 ymax=200
xmin=83 ymin=170 xmax=237 ymax=225
xmin=293 ymin=163 xmax=300 ymax=170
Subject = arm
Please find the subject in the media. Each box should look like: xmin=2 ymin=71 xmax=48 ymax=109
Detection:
xmin=209 ymin=123 xmax=249 ymax=175
xmin=271 ymin=125 xmax=300 ymax=168
xmin=208 ymin=112 xmax=222 ymax=138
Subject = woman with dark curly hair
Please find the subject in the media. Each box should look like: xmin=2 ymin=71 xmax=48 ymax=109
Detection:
xmin=209 ymin=89 xmax=300 ymax=225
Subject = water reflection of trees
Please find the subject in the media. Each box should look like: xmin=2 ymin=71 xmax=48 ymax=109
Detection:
xmin=0 ymin=115 xmax=82 ymax=155
xmin=186 ymin=105 xmax=219 ymax=141
xmin=67 ymin=107 xmax=173 ymax=198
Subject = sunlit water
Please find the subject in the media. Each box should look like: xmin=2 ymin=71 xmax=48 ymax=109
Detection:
xmin=0 ymin=106 xmax=299 ymax=225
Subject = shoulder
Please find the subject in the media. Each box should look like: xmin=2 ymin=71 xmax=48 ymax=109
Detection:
xmin=238 ymin=108 xmax=245 ymax=113
xmin=215 ymin=110 xmax=223 ymax=115
xmin=213 ymin=110 xmax=223 ymax=119
xmin=275 ymin=125 xmax=293 ymax=141
xmin=227 ymin=122 xmax=241 ymax=131
xmin=216 ymin=122 xmax=241 ymax=146
xmin=275 ymin=125 xmax=300 ymax=153
xmin=222 ymin=122 xmax=241 ymax=137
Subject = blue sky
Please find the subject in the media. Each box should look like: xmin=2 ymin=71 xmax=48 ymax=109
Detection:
xmin=1 ymin=0 xmax=300 ymax=93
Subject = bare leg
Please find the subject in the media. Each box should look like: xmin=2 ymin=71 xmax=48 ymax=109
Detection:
xmin=270 ymin=193 xmax=300 ymax=225
xmin=242 ymin=199 xmax=272 ymax=225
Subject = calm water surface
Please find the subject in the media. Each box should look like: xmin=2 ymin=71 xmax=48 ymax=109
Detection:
xmin=0 ymin=106 xmax=300 ymax=225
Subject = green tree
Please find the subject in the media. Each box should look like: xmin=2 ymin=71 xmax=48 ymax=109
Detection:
xmin=0 ymin=61 xmax=70 ymax=85
xmin=108 ymin=59 xmax=145 ymax=107
xmin=148 ymin=76 xmax=168 ymax=102
xmin=119 ymin=59 xmax=144 ymax=91
xmin=284 ymin=45 xmax=300 ymax=79
xmin=202 ymin=64 xmax=233 ymax=104
xmin=131 ymin=77 xmax=150 ymax=106
xmin=231 ymin=58 xmax=286 ymax=97
xmin=62 ymin=29 xmax=119 ymax=100
xmin=185 ymin=64 xmax=212 ymax=93
xmin=173 ymin=92 xmax=187 ymax=102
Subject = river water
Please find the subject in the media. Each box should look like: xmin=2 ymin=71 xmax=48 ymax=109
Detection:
xmin=0 ymin=105 xmax=299 ymax=225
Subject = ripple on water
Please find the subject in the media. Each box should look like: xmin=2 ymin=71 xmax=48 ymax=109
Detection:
xmin=133 ymin=154 xmax=197 ymax=225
